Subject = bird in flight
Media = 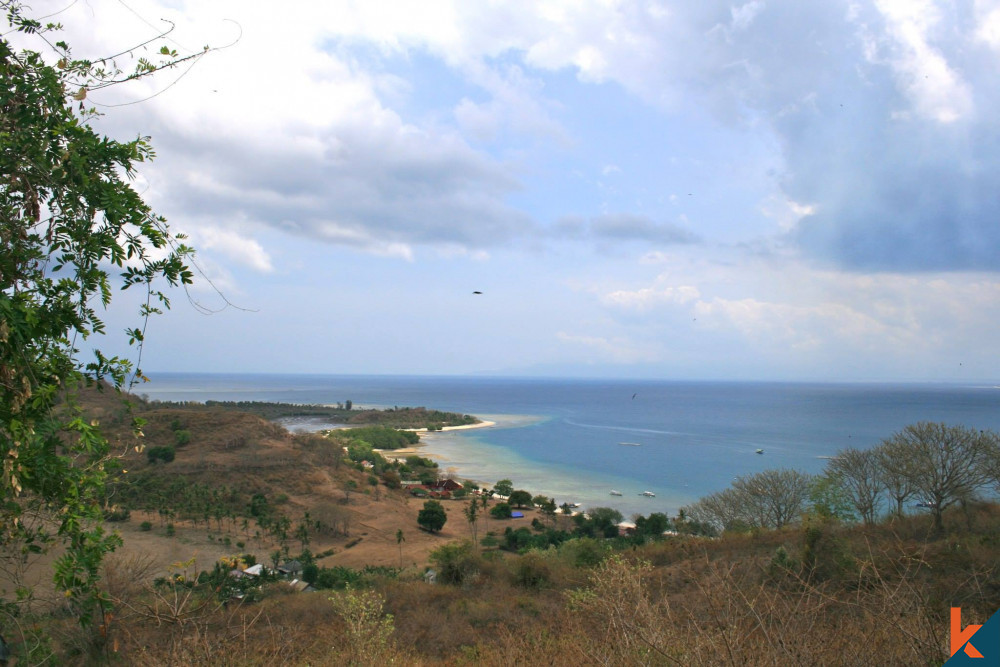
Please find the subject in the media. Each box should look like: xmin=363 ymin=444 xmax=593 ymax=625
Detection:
xmin=632 ymin=393 xmax=637 ymax=400
xmin=472 ymin=291 xmax=483 ymax=295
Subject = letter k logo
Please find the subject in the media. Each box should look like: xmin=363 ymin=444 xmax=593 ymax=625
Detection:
xmin=952 ymin=607 xmax=984 ymax=658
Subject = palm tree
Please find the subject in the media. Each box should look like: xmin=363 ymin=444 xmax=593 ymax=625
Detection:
xmin=396 ymin=529 xmax=405 ymax=569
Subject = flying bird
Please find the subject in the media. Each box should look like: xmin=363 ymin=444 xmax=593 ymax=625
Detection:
xmin=472 ymin=291 xmax=483 ymax=295
xmin=632 ymin=393 xmax=637 ymax=400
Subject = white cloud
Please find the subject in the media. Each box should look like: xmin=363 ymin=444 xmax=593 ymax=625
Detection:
xmin=193 ymin=226 xmax=274 ymax=273
xmin=872 ymin=0 xmax=973 ymax=123
xmin=602 ymin=284 xmax=701 ymax=311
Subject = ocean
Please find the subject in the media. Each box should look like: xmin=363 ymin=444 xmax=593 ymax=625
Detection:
xmin=138 ymin=374 xmax=1000 ymax=518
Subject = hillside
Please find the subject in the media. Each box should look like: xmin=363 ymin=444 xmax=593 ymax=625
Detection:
xmin=3 ymin=387 xmax=999 ymax=665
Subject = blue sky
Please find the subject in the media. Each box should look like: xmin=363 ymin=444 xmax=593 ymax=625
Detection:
xmin=27 ymin=0 xmax=1000 ymax=381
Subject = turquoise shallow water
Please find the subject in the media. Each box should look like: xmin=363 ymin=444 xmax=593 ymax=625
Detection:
xmin=141 ymin=373 xmax=1000 ymax=517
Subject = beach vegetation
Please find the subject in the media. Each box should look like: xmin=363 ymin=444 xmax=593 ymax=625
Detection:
xmin=340 ymin=425 xmax=419 ymax=450
xmin=493 ymin=479 xmax=514 ymax=498
xmin=508 ymin=489 xmax=532 ymax=508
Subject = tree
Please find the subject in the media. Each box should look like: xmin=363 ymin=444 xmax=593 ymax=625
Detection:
xmin=417 ymin=499 xmax=447 ymax=533
xmin=825 ymin=447 xmax=883 ymax=525
xmin=684 ymin=469 xmax=812 ymax=532
xmin=880 ymin=422 xmax=999 ymax=532
xmin=0 ymin=2 xmax=212 ymax=627
xmin=490 ymin=502 xmax=512 ymax=520
xmin=463 ymin=498 xmax=479 ymax=547
xmin=493 ymin=479 xmax=514 ymax=499
xmin=508 ymin=489 xmax=532 ymax=508
xmin=395 ymin=529 xmax=405 ymax=569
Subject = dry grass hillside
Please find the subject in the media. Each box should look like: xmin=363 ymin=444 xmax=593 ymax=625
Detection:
xmin=4 ymin=386 xmax=999 ymax=665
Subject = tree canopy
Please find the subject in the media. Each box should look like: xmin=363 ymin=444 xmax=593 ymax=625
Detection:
xmin=417 ymin=499 xmax=447 ymax=533
xmin=1 ymin=2 xmax=200 ymax=626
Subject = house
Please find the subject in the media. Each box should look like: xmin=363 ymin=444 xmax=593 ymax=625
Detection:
xmin=427 ymin=479 xmax=462 ymax=493
xmin=278 ymin=560 xmax=303 ymax=577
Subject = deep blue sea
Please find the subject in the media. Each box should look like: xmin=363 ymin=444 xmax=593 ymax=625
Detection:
xmin=140 ymin=374 xmax=1000 ymax=518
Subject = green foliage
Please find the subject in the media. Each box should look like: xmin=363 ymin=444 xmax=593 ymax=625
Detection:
xmin=808 ymin=473 xmax=858 ymax=523
xmin=418 ymin=499 xmax=447 ymax=532
xmin=329 ymin=587 xmax=396 ymax=664
xmin=146 ymin=445 xmax=175 ymax=463
xmin=139 ymin=521 xmax=152 ymax=531
xmin=490 ymin=502 xmax=513 ymax=519
xmin=341 ymin=425 xmax=419 ymax=450
xmin=511 ymin=551 xmax=550 ymax=589
xmin=0 ymin=2 xmax=202 ymax=627
xmin=173 ymin=429 xmax=192 ymax=446
xmin=634 ymin=512 xmax=672 ymax=538
xmin=508 ymin=489 xmax=532 ymax=508
xmin=493 ymin=479 xmax=514 ymax=498
xmin=430 ymin=541 xmax=481 ymax=585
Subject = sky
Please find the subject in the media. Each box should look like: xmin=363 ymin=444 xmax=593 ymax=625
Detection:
xmin=16 ymin=0 xmax=1000 ymax=381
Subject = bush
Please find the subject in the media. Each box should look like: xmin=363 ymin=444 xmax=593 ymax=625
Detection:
xmin=490 ymin=502 xmax=512 ymax=520
xmin=140 ymin=521 xmax=153 ymax=532
xmin=146 ymin=445 xmax=175 ymax=463
xmin=165 ymin=523 xmax=176 ymax=537
xmin=430 ymin=542 xmax=481 ymax=585
xmin=511 ymin=552 xmax=550 ymax=589
xmin=173 ymin=429 xmax=192 ymax=446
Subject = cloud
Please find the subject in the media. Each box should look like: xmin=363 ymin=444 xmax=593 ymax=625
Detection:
xmin=192 ymin=226 xmax=274 ymax=273
xmin=602 ymin=284 xmax=701 ymax=311
xmin=552 ymin=213 xmax=700 ymax=245
xmin=43 ymin=0 xmax=1000 ymax=275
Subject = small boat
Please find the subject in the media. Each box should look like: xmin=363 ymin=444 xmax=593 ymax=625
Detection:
xmin=570 ymin=502 xmax=582 ymax=508
xmin=618 ymin=442 xmax=642 ymax=446
xmin=640 ymin=491 xmax=655 ymax=497
xmin=610 ymin=489 xmax=623 ymax=496
xmin=755 ymin=448 xmax=764 ymax=454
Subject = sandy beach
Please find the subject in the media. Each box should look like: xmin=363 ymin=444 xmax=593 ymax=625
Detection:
xmin=376 ymin=418 xmax=496 ymax=458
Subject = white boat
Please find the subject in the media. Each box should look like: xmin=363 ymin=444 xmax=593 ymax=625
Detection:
xmin=610 ymin=489 xmax=623 ymax=496
xmin=640 ymin=491 xmax=655 ymax=497
xmin=755 ymin=448 xmax=764 ymax=454
xmin=618 ymin=442 xmax=642 ymax=446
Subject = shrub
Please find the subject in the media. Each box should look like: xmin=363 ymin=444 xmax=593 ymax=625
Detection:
xmin=146 ymin=445 xmax=175 ymax=463
xmin=173 ymin=429 xmax=192 ymax=446
xmin=512 ymin=552 xmax=550 ymax=589
xmin=430 ymin=541 xmax=481 ymax=585
xmin=490 ymin=502 xmax=512 ymax=520
xmin=139 ymin=521 xmax=153 ymax=532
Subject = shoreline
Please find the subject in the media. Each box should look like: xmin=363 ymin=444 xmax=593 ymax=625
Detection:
xmin=375 ymin=418 xmax=496 ymax=459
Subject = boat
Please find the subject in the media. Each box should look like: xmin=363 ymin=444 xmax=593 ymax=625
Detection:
xmin=610 ymin=489 xmax=623 ymax=496
xmin=755 ymin=448 xmax=764 ymax=454
xmin=570 ymin=502 xmax=582 ymax=508
xmin=618 ymin=442 xmax=642 ymax=446
xmin=640 ymin=491 xmax=655 ymax=497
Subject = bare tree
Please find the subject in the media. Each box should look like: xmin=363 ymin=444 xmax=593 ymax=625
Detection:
xmin=733 ymin=469 xmax=813 ymax=529
xmin=684 ymin=469 xmax=812 ymax=532
xmin=879 ymin=422 xmax=999 ymax=532
xmin=826 ymin=447 xmax=884 ymax=525
xmin=874 ymin=442 xmax=917 ymax=519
